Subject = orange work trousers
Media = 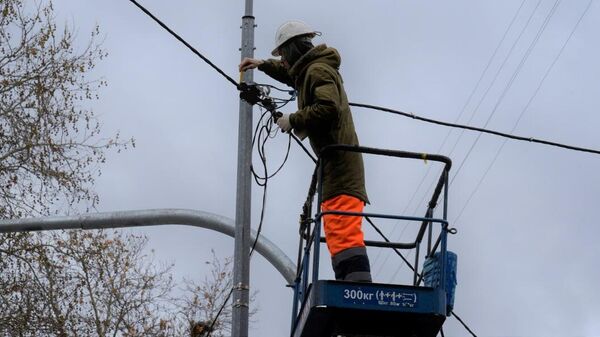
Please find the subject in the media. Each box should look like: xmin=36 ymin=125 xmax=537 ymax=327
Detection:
xmin=321 ymin=194 xmax=366 ymax=256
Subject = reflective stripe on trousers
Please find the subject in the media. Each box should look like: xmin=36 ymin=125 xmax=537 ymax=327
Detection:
xmin=322 ymin=194 xmax=372 ymax=282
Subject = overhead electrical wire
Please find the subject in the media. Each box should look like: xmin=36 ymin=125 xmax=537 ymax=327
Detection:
xmin=249 ymin=105 xmax=294 ymax=257
xmin=249 ymin=109 xmax=276 ymax=257
xmin=126 ymin=2 xmax=600 ymax=336
xmin=365 ymin=217 xmax=477 ymax=337
xmin=449 ymin=0 xmax=563 ymax=186
xmin=128 ymin=0 xmax=240 ymax=88
xmin=380 ymin=0 xmax=546 ymax=279
xmin=251 ymin=110 xmax=291 ymax=185
xmin=380 ymin=0 xmax=555 ymax=282
xmin=444 ymin=0 xmax=545 ymax=162
xmin=452 ymin=0 xmax=594 ymax=226
xmin=126 ymin=0 xmax=313 ymax=321
xmin=205 ymin=287 xmax=234 ymax=337
xmin=124 ymin=1 xmax=563 ymax=335
xmin=208 ymin=102 xmax=297 ymax=337
xmin=350 ymin=103 xmax=600 ymax=155
xmin=371 ymin=0 xmax=530 ymax=277
xmin=129 ymin=0 xmax=600 ymax=157
xmin=371 ymin=171 xmax=428 ymax=275
xmin=369 ymin=0 xmax=583 ymax=277
xmin=451 ymin=312 xmax=478 ymax=337
xmin=365 ymin=217 xmax=416 ymax=273
xmin=383 ymin=0 xmax=592 ymax=289
xmin=386 ymin=170 xmax=441 ymax=283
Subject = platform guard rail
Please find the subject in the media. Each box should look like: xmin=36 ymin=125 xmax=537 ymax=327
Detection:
xmin=291 ymin=145 xmax=452 ymax=334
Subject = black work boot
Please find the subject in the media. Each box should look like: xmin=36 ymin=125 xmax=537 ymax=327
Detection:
xmin=332 ymin=246 xmax=372 ymax=282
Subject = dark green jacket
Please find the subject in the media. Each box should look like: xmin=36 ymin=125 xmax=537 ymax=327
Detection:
xmin=259 ymin=44 xmax=369 ymax=203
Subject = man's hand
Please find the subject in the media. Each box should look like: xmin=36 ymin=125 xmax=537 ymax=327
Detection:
xmin=239 ymin=58 xmax=264 ymax=72
xmin=276 ymin=113 xmax=292 ymax=132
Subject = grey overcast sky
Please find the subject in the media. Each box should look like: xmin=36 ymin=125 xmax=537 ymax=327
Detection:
xmin=50 ymin=1 xmax=600 ymax=336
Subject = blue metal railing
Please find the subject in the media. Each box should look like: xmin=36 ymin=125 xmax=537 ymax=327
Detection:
xmin=291 ymin=145 xmax=452 ymax=332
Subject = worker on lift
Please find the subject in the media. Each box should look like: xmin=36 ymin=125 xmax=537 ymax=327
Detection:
xmin=239 ymin=20 xmax=372 ymax=282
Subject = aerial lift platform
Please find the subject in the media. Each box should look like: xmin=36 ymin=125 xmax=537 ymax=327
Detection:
xmin=291 ymin=145 xmax=456 ymax=337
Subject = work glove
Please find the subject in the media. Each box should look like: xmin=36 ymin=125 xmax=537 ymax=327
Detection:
xmin=276 ymin=113 xmax=292 ymax=132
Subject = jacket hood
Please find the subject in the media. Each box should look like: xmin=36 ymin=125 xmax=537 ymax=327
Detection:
xmin=289 ymin=44 xmax=341 ymax=78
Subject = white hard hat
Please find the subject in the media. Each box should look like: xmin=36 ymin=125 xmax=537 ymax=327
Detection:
xmin=272 ymin=20 xmax=319 ymax=56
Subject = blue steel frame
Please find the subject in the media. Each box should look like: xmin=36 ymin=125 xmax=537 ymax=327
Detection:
xmin=290 ymin=145 xmax=452 ymax=333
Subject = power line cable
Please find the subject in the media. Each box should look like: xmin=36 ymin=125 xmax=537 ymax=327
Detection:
xmin=367 ymin=33 xmax=598 ymax=277
xmin=125 ymin=3 xmax=578 ymax=335
xmin=445 ymin=0 xmax=545 ymax=161
xmin=249 ymin=110 xmax=277 ymax=256
xmin=290 ymin=134 xmax=317 ymax=163
xmin=129 ymin=0 xmax=600 ymax=158
xmin=387 ymin=166 xmax=448 ymax=284
xmin=127 ymin=0 xmax=314 ymax=284
xmin=371 ymin=169 xmax=429 ymax=275
xmin=369 ymin=3 xmax=565 ymax=249
xmin=365 ymin=217 xmax=415 ymax=273
xmin=364 ymin=217 xmax=477 ymax=337
xmin=452 ymin=312 xmax=478 ymax=337
xmin=385 ymin=0 xmax=551 ymax=280
xmin=205 ymin=287 xmax=234 ymax=337
xmin=389 ymin=5 xmax=587 ymax=332
xmin=128 ymin=0 xmax=240 ymax=89
xmin=126 ymin=1 xmax=312 ymax=333
xmin=372 ymin=0 xmax=529 ymax=277
xmin=453 ymin=0 xmax=594 ymax=226
xmin=350 ymin=102 xmax=600 ymax=155
xmin=127 ymin=0 xmax=313 ymax=169
xmin=450 ymin=0 xmax=563 ymax=186
xmin=249 ymin=94 xmax=304 ymax=255
xmin=370 ymin=0 xmax=565 ymax=276
xmin=212 ymin=107 xmax=297 ymax=335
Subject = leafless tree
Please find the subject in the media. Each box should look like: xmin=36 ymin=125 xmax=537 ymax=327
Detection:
xmin=173 ymin=251 xmax=257 ymax=337
xmin=0 ymin=0 xmax=132 ymax=218
xmin=0 ymin=232 xmax=254 ymax=337
xmin=0 ymin=2 xmax=256 ymax=337
xmin=0 ymin=230 xmax=175 ymax=337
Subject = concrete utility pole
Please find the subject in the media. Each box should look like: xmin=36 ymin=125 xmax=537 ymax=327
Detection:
xmin=232 ymin=0 xmax=255 ymax=336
